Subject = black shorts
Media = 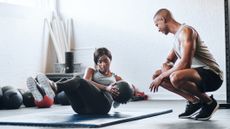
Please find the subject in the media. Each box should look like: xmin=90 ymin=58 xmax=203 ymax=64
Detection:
xmin=195 ymin=67 xmax=223 ymax=93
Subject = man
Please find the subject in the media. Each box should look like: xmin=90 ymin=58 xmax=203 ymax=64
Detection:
xmin=150 ymin=8 xmax=223 ymax=121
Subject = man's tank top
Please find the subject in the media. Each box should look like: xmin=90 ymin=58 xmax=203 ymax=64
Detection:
xmin=173 ymin=23 xmax=223 ymax=80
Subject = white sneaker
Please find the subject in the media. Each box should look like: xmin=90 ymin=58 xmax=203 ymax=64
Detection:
xmin=36 ymin=73 xmax=55 ymax=99
xmin=26 ymin=77 xmax=43 ymax=101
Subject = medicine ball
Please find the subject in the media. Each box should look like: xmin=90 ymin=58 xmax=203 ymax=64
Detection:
xmin=0 ymin=87 xmax=4 ymax=109
xmin=56 ymin=91 xmax=70 ymax=105
xmin=113 ymin=81 xmax=134 ymax=104
xmin=17 ymin=88 xmax=26 ymax=96
xmin=2 ymin=86 xmax=14 ymax=93
xmin=0 ymin=87 xmax=2 ymax=97
xmin=2 ymin=89 xmax=23 ymax=109
xmin=54 ymin=94 xmax=60 ymax=104
xmin=34 ymin=95 xmax=54 ymax=108
xmin=22 ymin=91 xmax=35 ymax=107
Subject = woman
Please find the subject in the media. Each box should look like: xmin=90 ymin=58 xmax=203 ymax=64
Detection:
xmin=27 ymin=47 xmax=130 ymax=114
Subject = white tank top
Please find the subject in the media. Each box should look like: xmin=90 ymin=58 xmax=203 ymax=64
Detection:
xmin=173 ymin=23 xmax=223 ymax=80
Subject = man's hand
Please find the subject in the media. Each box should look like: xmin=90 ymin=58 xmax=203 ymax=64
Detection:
xmin=149 ymin=76 xmax=163 ymax=92
xmin=152 ymin=69 xmax=162 ymax=80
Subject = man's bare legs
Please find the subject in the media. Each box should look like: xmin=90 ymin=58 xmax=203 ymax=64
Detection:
xmin=153 ymin=68 xmax=211 ymax=103
xmin=152 ymin=68 xmax=203 ymax=119
xmin=152 ymin=68 xmax=218 ymax=120
xmin=153 ymin=69 xmax=200 ymax=103
xmin=160 ymin=80 xmax=199 ymax=102
xmin=169 ymin=69 xmax=212 ymax=103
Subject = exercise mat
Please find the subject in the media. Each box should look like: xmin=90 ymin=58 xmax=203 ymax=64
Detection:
xmin=0 ymin=108 xmax=172 ymax=128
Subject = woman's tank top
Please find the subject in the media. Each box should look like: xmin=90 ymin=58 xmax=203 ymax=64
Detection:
xmin=92 ymin=70 xmax=116 ymax=86
xmin=92 ymin=70 xmax=117 ymax=103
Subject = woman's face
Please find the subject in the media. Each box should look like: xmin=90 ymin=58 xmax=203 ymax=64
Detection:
xmin=97 ymin=55 xmax=111 ymax=73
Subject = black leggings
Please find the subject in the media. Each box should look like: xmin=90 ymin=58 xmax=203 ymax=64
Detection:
xmin=56 ymin=76 xmax=112 ymax=114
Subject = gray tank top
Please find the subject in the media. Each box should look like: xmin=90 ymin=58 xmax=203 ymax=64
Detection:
xmin=173 ymin=23 xmax=223 ymax=80
xmin=92 ymin=70 xmax=116 ymax=86
xmin=92 ymin=70 xmax=117 ymax=104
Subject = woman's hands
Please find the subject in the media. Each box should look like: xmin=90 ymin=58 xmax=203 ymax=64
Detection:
xmin=105 ymin=82 xmax=120 ymax=97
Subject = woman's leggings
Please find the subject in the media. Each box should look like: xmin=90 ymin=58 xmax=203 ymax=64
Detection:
xmin=56 ymin=76 xmax=112 ymax=114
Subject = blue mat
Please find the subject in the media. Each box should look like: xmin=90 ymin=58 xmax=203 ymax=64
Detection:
xmin=0 ymin=108 xmax=172 ymax=128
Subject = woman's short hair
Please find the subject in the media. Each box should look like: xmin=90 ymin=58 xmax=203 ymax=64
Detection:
xmin=94 ymin=47 xmax=112 ymax=64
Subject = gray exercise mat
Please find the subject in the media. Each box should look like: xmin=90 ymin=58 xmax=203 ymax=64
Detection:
xmin=0 ymin=107 xmax=172 ymax=128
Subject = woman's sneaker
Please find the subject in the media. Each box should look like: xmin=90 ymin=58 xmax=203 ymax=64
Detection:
xmin=194 ymin=95 xmax=219 ymax=121
xmin=178 ymin=101 xmax=202 ymax=119
xmin=26 ymin=77 xmax=43 ymax=101
xmin=36 ymin=73 xmax=55 ymax=99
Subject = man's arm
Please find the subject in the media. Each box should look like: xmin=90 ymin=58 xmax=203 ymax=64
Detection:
xmin=164 ymin=49 xmax=177 ymax=65
xmin=150 ymin=27 xmax=196 ymax=92
xmin=161 ymin=49 xmax=177 ymax=72
xmin=160 ymin=27 xmax=196 ymax=79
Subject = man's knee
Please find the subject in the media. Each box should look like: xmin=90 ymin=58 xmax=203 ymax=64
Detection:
xmin=169 ymin=72 xmax=183 ymax=89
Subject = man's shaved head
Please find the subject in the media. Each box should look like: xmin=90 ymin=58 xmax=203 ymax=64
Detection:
xmin=154 ymin=8 xmax=173 ymax=21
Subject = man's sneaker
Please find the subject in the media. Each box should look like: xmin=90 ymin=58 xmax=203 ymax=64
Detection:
xmin=178 ymin=101 xmax=202 ymax=119
xmin=36 ymin=73 xmax=55 ymax=99
xmin=26 ymin=77 xmax=43 ymax=101
xmin=194 ymin=95 xmax=219 ymax=121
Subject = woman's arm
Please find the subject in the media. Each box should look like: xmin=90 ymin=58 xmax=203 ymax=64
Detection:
xmin=83 ymin=68 xmax=118 ymax=96
xmin=115 ymin=75 xmax=122 ymax=82
xmin=84 ymin=67 xmax=108 ymax=91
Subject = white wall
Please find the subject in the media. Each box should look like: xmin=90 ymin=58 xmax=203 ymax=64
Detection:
xmin=0 ymin=0 xmax=225 ymax=100
xmin=59 ymin=0 xmax=226 ymax=100
xmin=0 ymin=3 xmax=46 ymax=89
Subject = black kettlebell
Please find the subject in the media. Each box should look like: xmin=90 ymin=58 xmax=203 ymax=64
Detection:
xmin=22 ymin=91 xmax=35 ymax=107
xmin=0 ymin=87 xmax=4 ymax=109
xmin=56 ymin=91 xmax=70 ymax=105
xmin=2 ymin=86 xmax=14 ymax=93
xmin=2 ymin=87 xmax=23 ymax=109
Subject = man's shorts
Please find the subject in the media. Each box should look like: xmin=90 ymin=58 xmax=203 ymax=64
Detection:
xmin=194 ymin=67 xmax=223 ymax=93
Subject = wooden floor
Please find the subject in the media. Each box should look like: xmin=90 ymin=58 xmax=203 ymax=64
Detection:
xmin=0 ymin=100 xmax=229 ymax=129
